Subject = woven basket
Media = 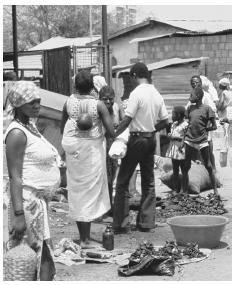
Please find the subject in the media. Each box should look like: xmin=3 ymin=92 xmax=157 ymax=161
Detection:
xmin=4 ymin=239 xmax=37 ymax=281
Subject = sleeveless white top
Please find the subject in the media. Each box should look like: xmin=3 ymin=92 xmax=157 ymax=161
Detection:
xmin=63 ymin=94 xmax=103 ymax=143
xmin=4 ymin=121 xmax=60 ymax=191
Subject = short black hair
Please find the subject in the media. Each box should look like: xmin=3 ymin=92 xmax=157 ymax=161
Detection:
xmin=193 ymin=86 xmax=204 ymax=99
xmin=4 ymin=71 xmax=17 ymax=81
xmin=99 ymin=86 xmax=115 ymax=99
xmin=190 ymin=75 xmax=202 ymax=84
xmin=130 ymin=62 xmax=151 ymax=81
xmin=75 ymin=71 xmax=94 ymax=94
xmin=173 ymin=106 xmax=186 ymax=119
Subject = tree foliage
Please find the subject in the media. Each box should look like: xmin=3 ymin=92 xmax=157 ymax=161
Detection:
xmin=3 ymin=5 xmax=127 ymax=51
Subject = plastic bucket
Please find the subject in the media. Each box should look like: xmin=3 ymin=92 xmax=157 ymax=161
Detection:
xmin=167 ymin=215 xmax=229 ymax=248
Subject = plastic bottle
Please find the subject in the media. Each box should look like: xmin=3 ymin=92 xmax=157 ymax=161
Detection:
xmin=102 ymin=225 xmax=114 ymax=251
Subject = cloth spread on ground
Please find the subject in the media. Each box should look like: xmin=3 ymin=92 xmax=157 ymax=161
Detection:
xmin=53 ymin=238 xmax=211 ymax=271
xmin=53 ymin=238 xmax=131 ymax=266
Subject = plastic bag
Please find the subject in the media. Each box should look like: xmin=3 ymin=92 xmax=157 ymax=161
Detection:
xmin=108 ymin=139 xmax=127 ymax=159
xmin=118 ymin=255 xmax=175 ymax=277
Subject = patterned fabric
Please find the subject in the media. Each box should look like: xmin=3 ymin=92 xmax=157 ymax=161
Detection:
xmin=64 ymin=94 xmax=104 ymax=140
xmin=7 ymin=81 xmax=40 ymax=108
xmin=3 ymin=121 xmax=60 ymax=280
xmin=166 ymin=120 xmax=188 ymax=160
xmin=6 ymin=81 xmax=41 ymax=121
xmin=6 ymin=187 xmax=55 ymax=280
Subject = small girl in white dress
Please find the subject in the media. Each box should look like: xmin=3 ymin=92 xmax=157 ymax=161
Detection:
xmin=166 ymin=106 xmax=188 ymax=193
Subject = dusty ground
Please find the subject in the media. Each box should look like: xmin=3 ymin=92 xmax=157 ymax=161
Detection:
xmin=50 ymin=136 xmax=232 ymax=281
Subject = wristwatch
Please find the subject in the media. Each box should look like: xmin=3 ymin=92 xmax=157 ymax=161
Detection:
xmin=14 ymin=210 xmax=25 ymax=216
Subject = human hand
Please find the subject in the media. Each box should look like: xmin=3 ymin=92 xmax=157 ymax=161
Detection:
xmin=219 ymin=119 xmax=225 ymax=125
xmin=10 ymin=214 xmax=27 ymax=241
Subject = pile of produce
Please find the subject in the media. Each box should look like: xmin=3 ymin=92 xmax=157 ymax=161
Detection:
xmin=156 ymin=193 xmax=227 ymax=222
xmin=129 ymin=240 xmax=205 ymax=265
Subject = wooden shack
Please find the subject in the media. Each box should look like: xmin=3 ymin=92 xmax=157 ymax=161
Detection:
xmin=113 ymin=57 xmax=208 ymax=114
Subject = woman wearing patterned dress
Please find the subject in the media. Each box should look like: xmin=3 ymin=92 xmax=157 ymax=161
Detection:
xmin=61 ymin=71 xmax=115 ymax=249
xmin=166 ymin=106 xmax=188 ymax=193
xmin=4 ymin=81 xmax=60 ymax=280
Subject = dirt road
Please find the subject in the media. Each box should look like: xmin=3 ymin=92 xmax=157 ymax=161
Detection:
xmin=51 ymin=139 xmax=232 ymax=281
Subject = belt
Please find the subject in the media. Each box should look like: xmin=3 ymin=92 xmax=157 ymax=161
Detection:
xmin=130 ymin=131 xmax=155 ymax=138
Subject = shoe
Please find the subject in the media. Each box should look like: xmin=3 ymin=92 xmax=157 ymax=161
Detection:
xmin=113 ymin=227 xmax=130 ymax=235
xmin=137 ymin=226 xmax=151 ymax=232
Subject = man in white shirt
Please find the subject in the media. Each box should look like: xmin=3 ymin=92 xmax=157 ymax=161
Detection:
xmin=113 ymin=62 xmax=169 ymax=233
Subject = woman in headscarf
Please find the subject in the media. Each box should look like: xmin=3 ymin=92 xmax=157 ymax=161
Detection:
xmin=61 ymin=71 xmax=115 ymax=249
xmin=217 ymin=78 xmax=232 ymax=156
xmin=4 ymin=81 xmax=60 ymax=280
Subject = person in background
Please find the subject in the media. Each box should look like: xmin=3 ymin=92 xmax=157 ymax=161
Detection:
xmin=90 ymin=75 xmax=107 ymax=99
xmin=183 ymin=87 xmax=218 ymax=195
xmin=99 ymin=86 xmax=124 ymax=216
xmin=200 ymin=75 xmax=219 ymax=105
xmin=217 ymin=78 xmax=232 ymax=120
xmin=217 ymin=78 xmax=232 ymax=155
xmin=190 ymin=75 xmax=217 ymax=170
xmin=166 ymin=106 xmax=188 ymax=194
xmin=113 ymin=62 xmax=169 ymax=233
xmin=4 ymin=81 xmax=60 ymax=280
xmin=61 ymin=71 xmax=115 ymax=249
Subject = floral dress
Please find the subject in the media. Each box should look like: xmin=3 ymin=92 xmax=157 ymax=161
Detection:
xmin=166 ymin=120 xmax=188 ymax=160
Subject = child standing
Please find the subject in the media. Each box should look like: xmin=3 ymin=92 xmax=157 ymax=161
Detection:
xmin=166 ymin=106 xmax=188 ymax=193
xmin=99 ymin=86 xmax=124 ymax=214
xmin=183 ymin=87 xmax=218 ymax=195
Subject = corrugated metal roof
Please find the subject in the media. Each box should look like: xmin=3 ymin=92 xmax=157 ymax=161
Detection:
xmin=163 ymin=20 xmax=232 ymax=33
xmin=130 ymin=28 xmax=232 ymax=44
xmin=29 ymin=36 xmax=101 ymax=51
xmin=129 ymin=33 xmax=172 ymax=44
xmin=114 ymin=57 xmax=209 ymax=75
xmin=89 ymin=19 xmax=188 ymax=44
xmin=91 ymin=19 xmax=232 ymax=45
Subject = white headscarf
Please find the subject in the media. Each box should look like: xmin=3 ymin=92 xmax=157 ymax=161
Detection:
xmin=93 ymin=76 xmax=107 ymax=92
xmin=219 ymin=78 xmax=230 ymax=87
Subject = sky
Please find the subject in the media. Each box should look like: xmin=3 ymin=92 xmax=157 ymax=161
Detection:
xmin=2 ymin=0 xmax=232 ymax=22
xmin=136 ymin=5 xmax=232 ymax=22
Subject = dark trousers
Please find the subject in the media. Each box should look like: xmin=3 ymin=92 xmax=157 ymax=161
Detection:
xmin=113 ymin=135 xmax=156 ymax=229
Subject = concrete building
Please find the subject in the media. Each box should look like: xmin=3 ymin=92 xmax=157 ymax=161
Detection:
xmin=108 ymin=5 xmax=137 ymax=27
xmin=91 ymin=19 xmax=188 ymax=66
xmin=136 ymin=29 xmax=232 ymax=84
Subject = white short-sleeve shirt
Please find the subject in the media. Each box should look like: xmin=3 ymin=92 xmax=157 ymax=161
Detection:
xmin=125 ymin=83 xmax=169 ymax=132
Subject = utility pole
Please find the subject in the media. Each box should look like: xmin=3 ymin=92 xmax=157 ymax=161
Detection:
xmin=101 ymin=5 xmax=111 ymax=86
xmin=12 ymin=5 xmax=18 ymax=77
xmin=89 ymin=5 xmax=93 ymax=43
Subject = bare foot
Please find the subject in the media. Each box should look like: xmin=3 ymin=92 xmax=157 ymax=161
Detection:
xmin=80 ymin=240 xmax=103 ymax=249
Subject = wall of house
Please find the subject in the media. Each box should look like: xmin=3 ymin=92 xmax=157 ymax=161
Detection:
xmin=138 ymin=33 xmax=232 ymax=84
xmin=109 ymin=23 xmax=185 ymax=66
